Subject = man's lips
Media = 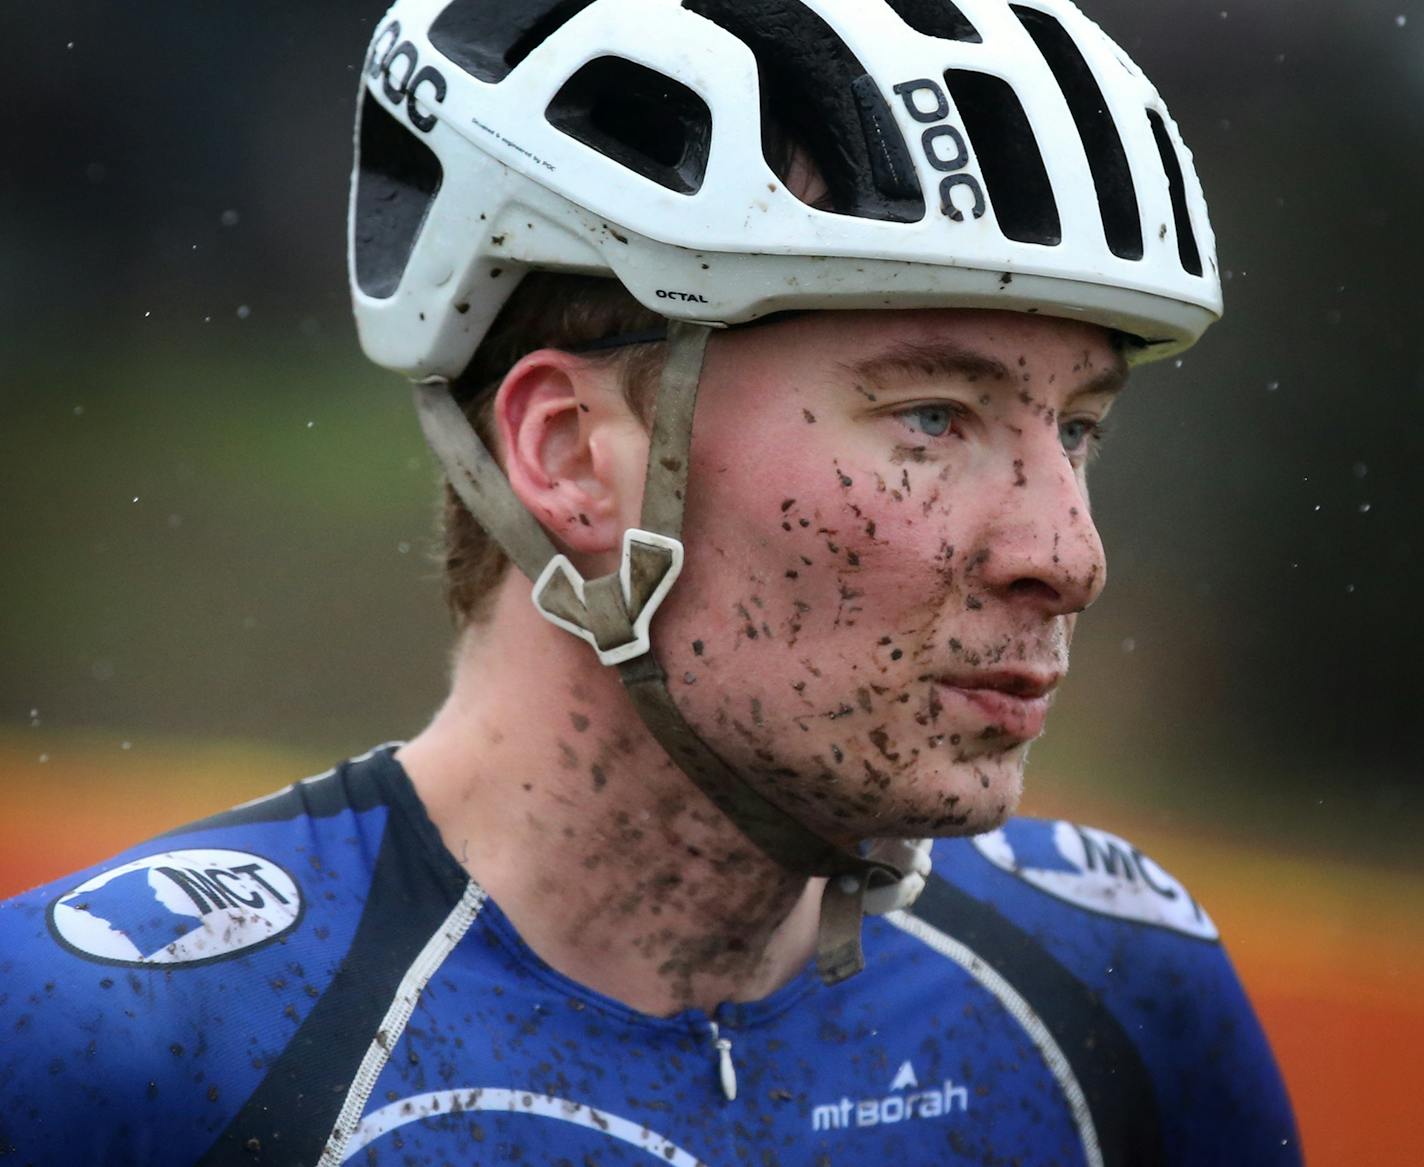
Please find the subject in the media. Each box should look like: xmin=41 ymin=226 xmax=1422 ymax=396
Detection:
xmin=932 ymin=671 xmax=1061 ymax=740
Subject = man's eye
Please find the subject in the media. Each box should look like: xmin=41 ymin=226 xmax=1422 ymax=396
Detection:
xmin=898 ymin=404 xmax=960 ymax=438
xmin=1059 ymin=417 xmax=1106 ymax=456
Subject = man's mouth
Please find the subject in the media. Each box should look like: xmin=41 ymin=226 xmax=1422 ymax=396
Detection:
xmin=932 ymin=670 xmax=1061 ymax=741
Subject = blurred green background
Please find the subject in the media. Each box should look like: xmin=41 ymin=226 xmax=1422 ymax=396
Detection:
xmin=2 ymin=2 xmax=1423 ymax=1160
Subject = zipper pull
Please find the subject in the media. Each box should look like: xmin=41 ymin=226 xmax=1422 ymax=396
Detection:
xmin=708 ymin=1020 xmax=737 ymax=1102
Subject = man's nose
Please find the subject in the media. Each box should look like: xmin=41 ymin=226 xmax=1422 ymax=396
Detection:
xmin=969 ymin=449 xmax=1107 ymax=618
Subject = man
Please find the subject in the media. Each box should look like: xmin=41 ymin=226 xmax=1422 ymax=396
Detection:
xmin=1 ymin=1 xmax=1299 ymax=1164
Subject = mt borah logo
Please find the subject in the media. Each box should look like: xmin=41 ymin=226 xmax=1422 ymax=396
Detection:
xmin=811 ymin=1061 xmax=969 ymax=1132
xmin=48 ymin=848 xmax=303 ymax=967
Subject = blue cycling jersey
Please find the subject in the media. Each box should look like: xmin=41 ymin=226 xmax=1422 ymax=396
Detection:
xmin=0 ymin=745 xmax=1300 ymax=1165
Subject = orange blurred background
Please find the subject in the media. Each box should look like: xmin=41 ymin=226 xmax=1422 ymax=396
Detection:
xmin=4 ymin=733 xmax=1419 ymax=1165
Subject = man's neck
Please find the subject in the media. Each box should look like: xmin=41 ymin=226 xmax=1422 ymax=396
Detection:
xmin=397 ymin=596 xmax=823 ymax=1017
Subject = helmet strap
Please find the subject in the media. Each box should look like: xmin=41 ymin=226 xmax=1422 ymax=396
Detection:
xmin=412 ymin=322 xmax=904 ymax=984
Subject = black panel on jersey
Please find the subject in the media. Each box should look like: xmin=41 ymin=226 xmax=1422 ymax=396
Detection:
xmin=910 ymin=874 xmax=1166 ymax=1165
xmin=159 ymin=751 xmax=399 ymax=838
xmin=194 ymin=755 xmax=469 ymax=1166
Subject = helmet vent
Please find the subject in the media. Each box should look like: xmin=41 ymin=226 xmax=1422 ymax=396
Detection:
xmin=1012 ymin=6 xmax=1142 ymax=260
xmin=547 ymin=57 xmax=713 ymax=195
xmin=430 ymin=0 xmax=599 ymax=84
xmin=942 ymin=69 xmax=1061 ymax=246
xmin=1147 ymin=110 xmax=1204 ymax=276
xmin=684 ymin=0 xmax=925 ymax=223
xmin=353 ymin=92 xmax=443 ymax=300
xmin=882 ymin=0 xmax=982 ymax=44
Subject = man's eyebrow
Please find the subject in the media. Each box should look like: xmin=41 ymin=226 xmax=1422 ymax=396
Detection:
xmin=841 ymin=338 xmax=1131 ymax=400
xmin=1069 ymin=354 xmax=1131 ymax=402
xmin=841 ymin=341 xmax=1011 ymax=387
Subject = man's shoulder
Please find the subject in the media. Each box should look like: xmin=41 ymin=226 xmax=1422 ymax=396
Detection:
xmin=904 ymin=813 xmax=1231 ymax=1006
xmin=0 ymin=743 xmax=406 ymax=956
xmin=883 ymin=816 xmax=1299 ymax=1163
xmin=926 ymin=814 xmax=1219 ymax=943
xmin=0 ymin=744 xmax=422 ymax=1166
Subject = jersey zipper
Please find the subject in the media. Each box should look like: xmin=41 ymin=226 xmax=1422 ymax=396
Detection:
xmin=708 ymin=1020 xmax=737 ymax=1101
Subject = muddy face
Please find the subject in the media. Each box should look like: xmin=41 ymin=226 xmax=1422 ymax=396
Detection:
xmin=653 ymin=309 xmax=1121 ymax=843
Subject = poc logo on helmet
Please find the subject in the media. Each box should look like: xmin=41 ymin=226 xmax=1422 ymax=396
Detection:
xmin=48 ymin=848 xmax=303 ymax=967
xmin=892 ymin=79 xmax=986 ymax=223
xmin=367 ymin=20 xmax=447 ymax=134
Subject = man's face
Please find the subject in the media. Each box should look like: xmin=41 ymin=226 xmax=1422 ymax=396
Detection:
xmin=654 ymin=308 xmax=1122 ymax=842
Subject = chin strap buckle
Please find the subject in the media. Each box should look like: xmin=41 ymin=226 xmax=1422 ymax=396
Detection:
xmin=531 ymin=529 xmax=685 ymax=666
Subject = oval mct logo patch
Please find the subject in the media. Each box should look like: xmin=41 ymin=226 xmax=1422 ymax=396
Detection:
xmin=48 ymin=849 xmax=303 ymax=967
xmin=972 ymin=820 xmax=1219 ymax=941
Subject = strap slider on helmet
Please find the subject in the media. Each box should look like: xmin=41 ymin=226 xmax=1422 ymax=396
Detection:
xmin=532 ymin=529 xmax=685 ymax=667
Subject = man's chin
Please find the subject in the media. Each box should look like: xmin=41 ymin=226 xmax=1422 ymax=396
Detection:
xmin=843 ymin=757 xmax=1027 ymax=843
xmin=928 ymin=752 xmax=1026 ymax=837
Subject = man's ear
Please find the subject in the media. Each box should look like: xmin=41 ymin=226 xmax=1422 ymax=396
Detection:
xmin=494 ymin=349 xmax=647 ymax=560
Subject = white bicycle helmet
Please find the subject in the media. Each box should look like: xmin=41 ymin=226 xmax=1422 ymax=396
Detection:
xmin=348 ymin=0 xmax=1221 ymax=982
xmin=351 ymin=0 xmax=1219 ymax=378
